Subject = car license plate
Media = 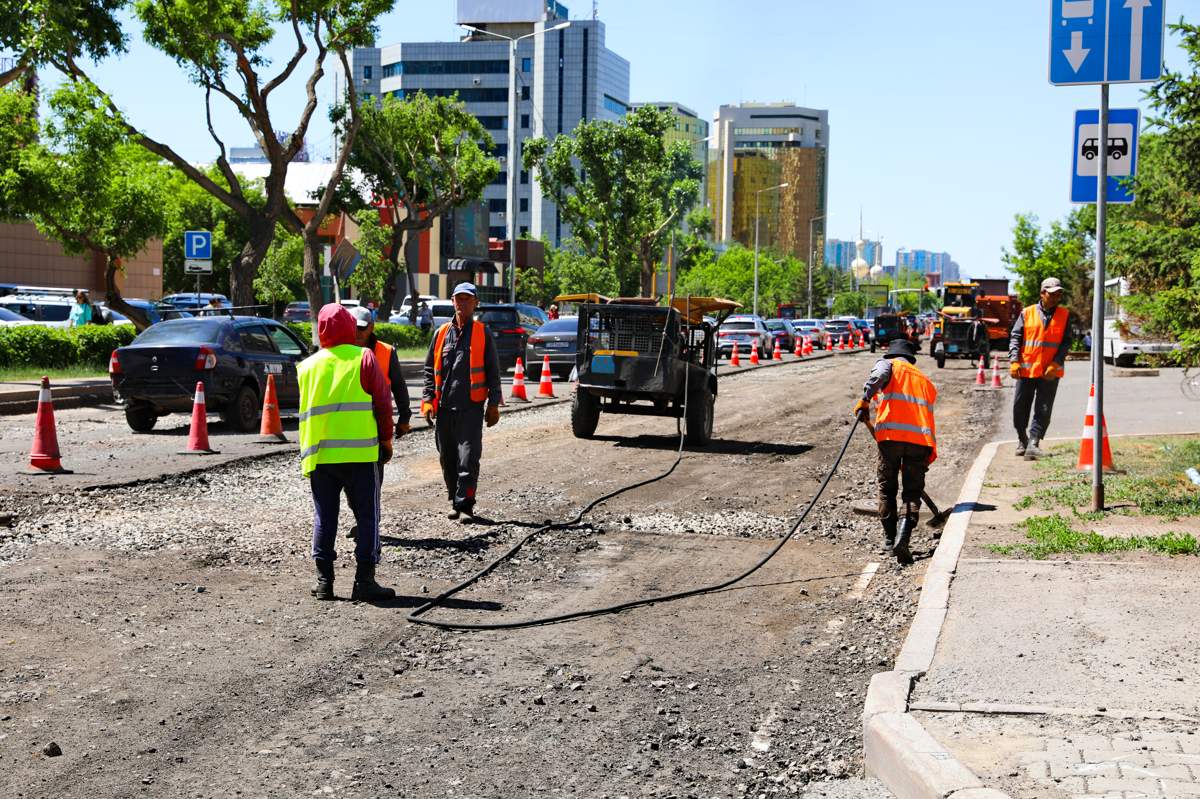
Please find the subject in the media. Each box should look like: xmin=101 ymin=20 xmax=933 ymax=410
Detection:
xmin=544 ymin=341 xmax=570 ymax=349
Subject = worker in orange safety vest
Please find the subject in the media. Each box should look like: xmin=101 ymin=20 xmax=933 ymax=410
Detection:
xmin=421 ymin=283 xmax=502 ymax=521
xmin=1009 ymin=277 xmax=1073 ymax=461
xmin=855 ymin=334 xmax=938 ymax=565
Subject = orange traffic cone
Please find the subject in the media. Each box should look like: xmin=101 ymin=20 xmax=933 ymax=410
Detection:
xmin=1077 ymin=384 xmax=1115 ymax=472
xmin=179 ymin=381 xmax=219 ymax=455
xmin=28 ymin=376 xmax=70 ymax=474
xmin=536 ymin=355 xmax=556 ymax=398
xmin=804 ymin=335 xmax=813 ymax=356
xmin=990 ymin=358 xmax=1003 ymax=388
xmin=257 ymin=374 xmax=287 ymax=443
xmin=838 ymin=334 xmax=846 ymax=352
xmin=793 ymin=335 xmax=804 ymax=357
xmin=975 ymin=355 xmax=987 ymax=385
xmin=773 ymin=337 xmax=783 ymax=361
xmin=510 ymin=357 xmax=531 ymax=402
xmin=750 ymin=341 xmax=761 ymax=365
xmin=730 ymin=342 xmax=741 ymax=367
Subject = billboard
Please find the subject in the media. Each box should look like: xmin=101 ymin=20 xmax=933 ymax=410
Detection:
xmin=441 ymin=201 xmax=489 ymax=260
xmin=457 ymin=0 xmax=549 ymax=24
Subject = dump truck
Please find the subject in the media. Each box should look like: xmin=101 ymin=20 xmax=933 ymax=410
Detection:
xmin=560 ymin=294 xmax=740 ymax=445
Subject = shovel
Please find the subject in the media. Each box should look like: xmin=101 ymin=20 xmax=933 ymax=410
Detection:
xmin=858 ymin=416 xmax=953 ymax=529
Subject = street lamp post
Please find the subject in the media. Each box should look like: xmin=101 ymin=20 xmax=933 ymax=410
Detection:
xmin=807 ymin=213 xmax=826 ymax=318
xmin=753 ymin=181 xmax=788 ymax=317
xmin=460 ymin=21 xmax=569 ymax=303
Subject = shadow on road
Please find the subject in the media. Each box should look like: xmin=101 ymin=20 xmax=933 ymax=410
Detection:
xmin=593 ymin=434 xmax=814 ymax=457
xmin=357 ymin=594 xmax=504 ymax=611
xmin=381 ymin=530 xmax=501 ymax=553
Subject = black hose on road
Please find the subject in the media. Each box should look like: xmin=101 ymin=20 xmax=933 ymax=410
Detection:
xmin=405 ymin=413 xmax=863 ymax=631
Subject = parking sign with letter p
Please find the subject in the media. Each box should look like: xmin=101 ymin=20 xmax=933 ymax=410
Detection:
xmin=184 ymin=230 xmax=212 ymax=260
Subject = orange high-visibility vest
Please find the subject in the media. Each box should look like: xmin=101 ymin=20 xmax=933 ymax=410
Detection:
xmin=874 ymin=359 xmax=938 ymax=464
xmin=373 ymin=339 xmax=394 ymax=382
xmin=422 ymin=320 xmax=488 ymax=415
xmin=1017 ymin=305 xmax=1068 ymax=379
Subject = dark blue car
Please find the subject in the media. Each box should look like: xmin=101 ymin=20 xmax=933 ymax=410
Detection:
xmin=110 ymin=316 xmax=311 ymax=432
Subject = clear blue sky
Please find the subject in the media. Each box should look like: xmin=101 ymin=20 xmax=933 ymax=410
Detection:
xmin=64 ymin=0 xmax=1200 ymax=280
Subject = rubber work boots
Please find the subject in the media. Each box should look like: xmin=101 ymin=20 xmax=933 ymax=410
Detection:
xmin=882 ymin=517 xmax=898 ymax=555
xmin=351 ymin=562 xmax=396 ymax=602
xmin=1024 ymin=438 xmax=1043 ymax=461
xmin=1016 ymin=434 xmax=1028 ymax=457
xmin=893 ymin=518 xmax=916 ymax=565
xmin=311 ymin=559 xmax=335 ymax=601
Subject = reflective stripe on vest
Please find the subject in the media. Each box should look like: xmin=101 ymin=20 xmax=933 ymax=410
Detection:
xmin=427 ymin=320 xmax=489 ymax=415
xmin=1018 ymin=305 xmax=1068 ymax=379
xmin=874 ymin=359 xmax=938 ymax=463
xmin=297 ymin=344 xmax=379 ymax=475
xmin=374 ymin=339 xmax=393 ymax=383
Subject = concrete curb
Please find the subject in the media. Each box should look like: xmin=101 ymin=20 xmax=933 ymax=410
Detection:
xmin=862 ymin=439 xmax=1014 ymax=799
xmin=0 ymin=380 xmax=115 ymax=415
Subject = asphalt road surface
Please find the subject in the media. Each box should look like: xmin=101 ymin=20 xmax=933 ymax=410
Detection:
xmin=0 ymin=352 xmax=1001 ymax=798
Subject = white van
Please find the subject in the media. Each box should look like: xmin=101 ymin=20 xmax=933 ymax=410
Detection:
xmin=1102 ymin=277 xmax=1179 ymax=367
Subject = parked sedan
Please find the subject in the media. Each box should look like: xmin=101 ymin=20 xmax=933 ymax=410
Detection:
xmin=525 ymin=317 xmax=578 ymax=380
xmin=792 ymin=319 xmax=828 ymax=349
xmin=764 ymin=319 xmax=799 ymax=354
xmin=717 ymin=316 xmax=773 ymax=360
xmin=475 ymin=303 xmax=543 ymax=370
xmin=110 ymin=316 xmax=310 ymax=433
xmin=0 ymin=307 xmax=34 ymax=327
xmin=282 ymin=301 xmax=311 ymax=323
xmin=823 ymin=320 xmax=854 ymax=348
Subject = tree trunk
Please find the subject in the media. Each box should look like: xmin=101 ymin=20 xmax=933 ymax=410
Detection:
xmin=379 ymin=226 xmax=406 ymax=320
xmin=403 ymin=232 xmax=422 ymax=325
xmin=103 ymin=255 xmax=152 ymax=331
xmin=301 ymin=233 xmax=324 ymax=348
xmin=640 ymin=250 xmax=656 ymax=298
xmin=230 ymin=217 xmax=276 ymax=309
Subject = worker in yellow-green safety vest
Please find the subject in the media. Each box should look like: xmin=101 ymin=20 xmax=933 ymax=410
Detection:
xmin=298 ymin=304 xmax=396 ymax=602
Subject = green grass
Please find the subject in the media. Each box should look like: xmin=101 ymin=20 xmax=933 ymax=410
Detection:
xmin=991 ymin=513 xmax=1200 ymax=559
xmin=1015 ymin=438 xmax=1200 ymax=520
xmin=0 ymin=365 xmax=109 ymax=382
xmin=394 ymin=347 xmax=429 ymax=361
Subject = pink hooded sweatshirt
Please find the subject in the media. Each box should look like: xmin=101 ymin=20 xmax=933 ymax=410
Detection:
xmin=314 ymin=304 xmax=393 ymax=441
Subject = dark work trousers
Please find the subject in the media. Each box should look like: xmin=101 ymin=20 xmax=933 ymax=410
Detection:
xmin=1013 ymin=377 xmax=1061 ymax=442
xmin=877 ymin=441 xmax=933 ymax=524
xmin=310 ymin=461 xmax=381 ymax=564
xmin=435 ymin=403 xmax=485 ymax=509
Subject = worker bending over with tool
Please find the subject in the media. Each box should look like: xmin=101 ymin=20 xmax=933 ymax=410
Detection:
xmin=855 ymin=334 xmax=938 ymax=565
xmin=299 ymin=304 xmax=396 ymax=602
xmin=421 ymin=283 xmax=503 ymax=521
xmin=1009 ymin=277 xmax=1072 ymax=461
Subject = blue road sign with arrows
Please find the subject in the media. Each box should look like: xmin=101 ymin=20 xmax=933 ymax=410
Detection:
xmin=1071 ymin=107 xmax=1140 ymax=204
xmin=1049 ymin=0 xmax=1165 ymax=85
xmin=184 ymin=230 xmax=213 ymax=260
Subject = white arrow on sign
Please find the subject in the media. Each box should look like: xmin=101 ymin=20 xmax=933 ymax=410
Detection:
xmin=1126 ymin=0 xmax=1151 ymax=81
xmin=1064 ymin=30 xmax=1091 ymax=72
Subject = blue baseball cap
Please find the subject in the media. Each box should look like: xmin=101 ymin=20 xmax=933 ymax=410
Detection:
xmin=452 ymin=282 xmax=477 ymax=297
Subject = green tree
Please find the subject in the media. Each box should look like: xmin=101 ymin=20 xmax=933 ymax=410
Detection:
xmin=17 ymin=82 xmax=169 ymax=329
xmin=338 ymin=92 xmax=499 ymax=317
xmin=675 ymin=244 xmax=802 ymax=315
xmin=0 ymin=1 xmax=124 ymax=89
xmin=253 ymin=227 xmax=304 ymax=315
xmin=0 ymin=87 xmax=38 ymax=220
xmin=675 ymin=206 xmax=715 ymax=276
xmin=41 ymin=0 xmax=389 ymax=308
xmin=1001 ymin=211 xmax=1092 ymax=319
xmin=523 ymin=106 xmax=702 ymax=296
xmin=345 ymin=209 xmax=395 ymax=305
xmin=831 ymin=292 xmax=866 ymax=317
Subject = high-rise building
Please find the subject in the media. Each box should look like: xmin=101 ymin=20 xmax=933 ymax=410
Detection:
xmin=895 ymin=248 xmax=959 ymax=280
xmin=340 ymin=0 xmax=630 ymax=250
xmin=707 ymin=102 xmax=829 ymax=263
xmin=826 ymin=238 xmax=883 ymax=271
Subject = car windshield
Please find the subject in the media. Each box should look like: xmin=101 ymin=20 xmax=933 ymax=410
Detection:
xmin=130 ymin=320 xmax=225 ymax=345
xmin=795 ymin=319 xmax=821 ymax=326
xmin=765 ymin=320 xmax=787 ymax=330
xmin=286 ymin=302 xmax=309 ymax=310
xmin=537 ymin=319 xmax=577 ymax=334
xmin=430 ymin=303 xmax=454 ymax=315
xmin=0 ymin=307 xmax=28 ymax=321
xmin=721 ymin=321 xmax=756 ymax=331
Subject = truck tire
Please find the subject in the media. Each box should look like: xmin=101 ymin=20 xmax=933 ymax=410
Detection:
xmin=221 ymin=383 xmax=260 ymax=433
xmin=571 ymin=389 xmax=600 ymax=439
xmin=936 ymin=351 xmax=946 ymax=369
xmin=124 ymin=403 xmax=157 ymax=432
xmin=685 ymin=386 xmax=714 ymax=446
xmin=871 ymin=339 xmax=877 ymax=353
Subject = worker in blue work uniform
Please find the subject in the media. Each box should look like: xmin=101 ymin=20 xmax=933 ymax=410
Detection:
xmin=299 ymin=304 xmax=396 ymax=602
xmin=421 ymin=283 xmax=503 ymax=521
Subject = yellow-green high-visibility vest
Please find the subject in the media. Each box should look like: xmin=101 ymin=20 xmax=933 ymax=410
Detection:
xmin=297 ymin=344 xmax=379 ymax=476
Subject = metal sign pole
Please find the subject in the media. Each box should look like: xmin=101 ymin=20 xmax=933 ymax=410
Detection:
xmin=1092 ymin=83 xmax=1109 ymax=511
